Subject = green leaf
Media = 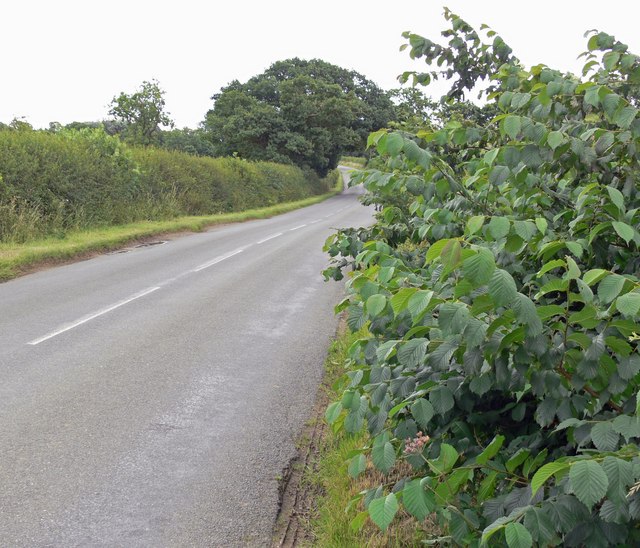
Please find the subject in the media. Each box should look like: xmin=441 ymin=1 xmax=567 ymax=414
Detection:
xmin=613 ymin=106 xmax=637 ymax=129
xmin=372 ymin=441 xmax=396 ymax=474
xmin=429 ymin=385 xmax=454 ymax=415
xmin=467 ymin=215 xmax=485 ymax=235
xmin=612 ymin=415 xmax=640 ymax=441
xmin=402 ymin=479 xmax=433 ymax=521
xmin=619 ymin=355 xmax=640 ymax=380
xmin=607 ymin=186 xmax=625 ymax=211
xmin=535 ymin=217 xmax=548 ymax=234
xmin=464 ymin=318 xmax=488 ymax=348
xmin=506 ymin=449 xmax=531 ymax=473
xmin=524 ymin=507 xmax=555 ymax=544
xmin=368 ymin=493 xmax=399 ymax=531
xmin=602 ymin=456 xmax=634 ymax=504
xmin=425 ymin=239 xmax=453 ymax=262
xmin=536 ymin=305 xmax=566 ymax=320
xmin=583 ymin=268 xmax=608 ymax=286
xmin=617 ymin=291 xmax=640 ymax=317
xmin=348 ymin=454 xmax=367 ymax=478
xmin=476 ymin=434 xmax=505 ymax=465
xmin=411 ymin=398 xmax=434 ymax=429
xmin=325 ymin=402 xmax=343 ymax=424
xmin=440 ymin=239 xmax=462 ymax=275
xmin=513 ymin=293 xmax=543 ymax=336
xmin=531 ymin=460 xmax=571 ymax=497
xmin=349 ymin=511 xmax=368 ymax=533
xmin=612 ymin=221 xmax=635 ymax=244
xmin=390 ymin=287 xmax=417 ymax=315
xmin=598 ymin=274 xmax=627 ymax=304
xmin=513 ymin=220 xmax=537 ymax=242
xmin=503 ymin=115 xmax=521 ymax=139
xmin=385 ymin=133 xmax=404 ymax=156
xmin=462 ymin=248 xmax=496 ymax=286
xmin=489 ymin=216 xmax=510 ymax=239
xmin=366 ymin=294 xmax=387 ymax=318
xmin=490 ymin=165 xmax=510 ymax=186
xmin=407 ymin=290 xmax=434 ymax=320
xmin=591 ymin=422 xmax=620 ymax=452
xmin=547 ymin=130 xmax=564 ymax=150
xmin=505 ymin=522 xmax=533 ymax=548
xmin=397 ymin=338 xmax=428 ymax=368
xmin=570 ymin=460 xmax=609 ymax=510
xmin=489 ymin=269 xmax=518 ymax=307
xmin=429 ymin=443 xmax=459 ymax=474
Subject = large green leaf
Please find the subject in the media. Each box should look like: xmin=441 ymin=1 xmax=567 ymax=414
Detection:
xmin=366 ymin=294 xmax=386 ymax=318
xmin=591 ymin=422 xmax=620 ymax=451
xmin=489 ymin=216 xmax=510 ymax=240
xmin=569 ymin=460 xmax=609 ymax=510
xmin=368 ymin=493 xmax=399 ymax=531
xmin=505 ymin=522 xmax=533 ymax=548
xmin=462 ymin=248 xmax=496 ymax=285
xmin=531 ymin=460 xmax=571 ymax=496
xmin=503 ymin=115 xmax=521 ymax=139
xmin=489 ymin=269 xmax=518 ymax=307
xmin=617 ymin=291 xmax=640 ymax=317
xmin=612 ymin=221 xmax=635 ymax=244
xmin=402 ymin=478 xmax=434 ymax=520
xmin=397 ymin=338 xmax=428 ymax=368
xmin=372 ymin=441 xmax=396 ymax=473
xmin=411 ymin=398 xmax=434 ymax=429
xmin=598 ymin=274 xmax=626 ymax=304
xmin=429 ymin=385 xmax=455 ymax=415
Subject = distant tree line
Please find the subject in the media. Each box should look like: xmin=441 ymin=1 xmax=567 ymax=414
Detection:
xmin=1 ymin=58 xmax=493 ymax=176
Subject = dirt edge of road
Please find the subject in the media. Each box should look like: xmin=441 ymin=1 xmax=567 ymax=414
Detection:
xmin=271 ymin=318 xmax=347 ymax=547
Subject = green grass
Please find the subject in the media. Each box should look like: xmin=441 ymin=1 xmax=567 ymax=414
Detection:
xmin=0 ymin=190 xmax=340 ymax=282
xmin=339 ymin=156 xmax=367 ymax=169
xmin=307 ymin=324 xmax=426 ymax=547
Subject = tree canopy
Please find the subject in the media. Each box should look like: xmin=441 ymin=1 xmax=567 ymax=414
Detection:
xmin=108 ymin=79 xmax=174 ymax=146
xmin=202 ymin=58 xmax=395 ymax=176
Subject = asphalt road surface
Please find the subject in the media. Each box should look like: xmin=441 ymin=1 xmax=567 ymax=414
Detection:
xmin=0 ymin=170 xmax=372 ymax=547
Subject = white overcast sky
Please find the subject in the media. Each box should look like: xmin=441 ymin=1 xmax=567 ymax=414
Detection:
xmin=2 ymin=1 xmax=639 ymax=129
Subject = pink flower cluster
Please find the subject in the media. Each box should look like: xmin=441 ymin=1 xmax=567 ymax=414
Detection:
xmin=404 ymin=432 xmax=430 ymax=454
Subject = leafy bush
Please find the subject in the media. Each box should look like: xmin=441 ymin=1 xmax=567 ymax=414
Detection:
xmin=325 ymin=11 xmax=640 ymax=547
xmin=0 ymin=127 xmax=333 ymax=242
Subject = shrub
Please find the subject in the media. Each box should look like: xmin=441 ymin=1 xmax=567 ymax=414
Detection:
xmin=324 ymin=11 xmax=640 ymax=547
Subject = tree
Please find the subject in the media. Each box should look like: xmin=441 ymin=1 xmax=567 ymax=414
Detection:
xmin=203 ymin=59 xmax=395 ymax=176
xmin=160 ymin=127 xmax=215 ymax=156
xmin=108 ymin=79 xmax=173 ymax=146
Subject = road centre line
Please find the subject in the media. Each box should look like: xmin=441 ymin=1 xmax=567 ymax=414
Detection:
xmin=256 ymin=232 xmax=283 ymax=244
xmin=192 ymin=248 xmax=245 ymax=272
xmin=27 ymin=286 xmax=161 ymax=346
xmin=289 ymin=224 xmax=307 ymax=231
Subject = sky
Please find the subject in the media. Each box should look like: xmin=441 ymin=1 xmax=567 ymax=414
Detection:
xmin=2 ymin=1 xmax=639 ymax=129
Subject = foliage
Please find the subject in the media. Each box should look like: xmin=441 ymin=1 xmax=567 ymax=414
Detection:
xmin=160 ymin=127 xmax=216 ymax=156
xmin=0 ymin=127 xmax=334 ymax=243
xmin=108 ymin=79 xmax=174 ymax=146
xmin=325 ymin=10 xmax=640 ymax=546
xmin=202 ymin=58 xmax=395 ymax=177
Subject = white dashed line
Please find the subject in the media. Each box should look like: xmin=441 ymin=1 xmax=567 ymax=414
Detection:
xmin=27 ymin=286 xmax=161 ymax=345
xmin=192 ymin=248 xmax=244 ymax=272
xmin=256 ymin=232 xmax=283 ymax=244
xmin=289 ymin=224 xmax=307 ymax=231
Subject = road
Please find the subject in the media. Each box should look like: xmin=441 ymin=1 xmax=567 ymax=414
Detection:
xmin=0 ymin=169 xmax=372 ymax=547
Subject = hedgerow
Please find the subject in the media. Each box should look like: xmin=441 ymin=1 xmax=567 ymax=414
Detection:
xmin=0 ymin=128 xmax=333 ymax=242
xmin=324 ymin=10 xmax=640 ymax=546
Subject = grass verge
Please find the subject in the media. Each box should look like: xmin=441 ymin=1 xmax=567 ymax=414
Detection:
xmin=339 ymin=156 xmax=367 ymax=169
xmin=273 ymin=320 xmax=427 ymax=546
xmin=0 ymin=190 xmax=340 ymax=282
